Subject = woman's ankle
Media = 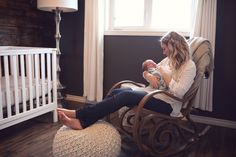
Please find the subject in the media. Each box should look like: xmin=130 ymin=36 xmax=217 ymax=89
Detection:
xmin=57 ymin=108 xmax=76 ymax=118
xmin=58 ymin=111 xmax=83 ymax=130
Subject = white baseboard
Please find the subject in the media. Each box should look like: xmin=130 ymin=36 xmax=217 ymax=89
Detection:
xmin=65 ymin=94 xmax=86 ymax=103
xmin=190 ymin=114 xmax=236 ymax=129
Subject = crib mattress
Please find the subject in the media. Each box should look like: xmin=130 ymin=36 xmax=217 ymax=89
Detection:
xmin=1 ymin=76 xmax=52 ymax=108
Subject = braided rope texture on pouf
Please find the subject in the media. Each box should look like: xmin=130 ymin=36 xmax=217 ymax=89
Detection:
xmin=53 ymin=120 xmax=121 ymax=157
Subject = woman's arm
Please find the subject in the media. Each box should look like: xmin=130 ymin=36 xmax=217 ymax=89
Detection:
xmin=168 ymin=61 xmax=196 ymax=98
xmin=156 ymin=57 xmax=171 ymax=86
xmin=158 ymin=67 xmax=171 ymax=86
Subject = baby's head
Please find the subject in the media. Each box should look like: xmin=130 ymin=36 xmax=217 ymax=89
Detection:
xmin=142 ymin=59 xmax=156 ymax=71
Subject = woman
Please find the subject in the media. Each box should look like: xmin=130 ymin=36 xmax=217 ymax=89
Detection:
xmin=58 ymin=31 xmax=196 ymax=130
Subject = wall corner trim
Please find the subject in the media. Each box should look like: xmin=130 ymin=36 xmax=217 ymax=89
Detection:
xmin=190 ymin=114 xmax=236 ymax=129
xmin=65 ymin=94 xmax=86 ymax=103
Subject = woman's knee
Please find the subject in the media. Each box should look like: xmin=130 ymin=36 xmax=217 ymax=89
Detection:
xmin=117 ymin=90 xmax=133 ymax=99
xmin=110 ymin=88 xmax=132 ymax=96
xmin=115 ymin=90 xmax=146 ymax=105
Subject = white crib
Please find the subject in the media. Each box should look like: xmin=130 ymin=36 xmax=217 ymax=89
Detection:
xmin=0 ymin=46 xmax=58 ymax=130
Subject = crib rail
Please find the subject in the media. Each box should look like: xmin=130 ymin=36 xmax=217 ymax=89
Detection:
xmin=0 ymin=47 xmax=57 ymax=129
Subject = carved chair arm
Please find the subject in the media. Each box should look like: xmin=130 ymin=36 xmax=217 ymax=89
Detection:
xmin=133 ymin=90 xmax=185 ymax=134
xmin=136 ymin=90 xmax=184 ymax=115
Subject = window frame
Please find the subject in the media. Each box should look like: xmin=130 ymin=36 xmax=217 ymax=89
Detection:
xmin=105 ymin=0 xmax=191 ymax=36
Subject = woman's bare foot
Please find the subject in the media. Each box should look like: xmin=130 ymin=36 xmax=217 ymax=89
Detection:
xmin=57 ymin=108 xmax=76 ymax=118
xmin=58 ymin=111 xmax=83 ymax=130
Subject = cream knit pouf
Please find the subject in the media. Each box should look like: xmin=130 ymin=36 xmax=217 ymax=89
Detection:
xmin=53 ymin=120 xmax=121 ymax=157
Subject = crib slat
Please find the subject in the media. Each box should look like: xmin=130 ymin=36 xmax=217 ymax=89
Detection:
xmin=27 ymin=54 xmax=33 ymax=110
xmin=20 ymin=55 xmax=27 ymax=112
xmin=47 ymin=54 xmax=51 ymax=104
xmin=4 ymin=56 xmax=12 ymax=117
xmin=0 ymin=58 xmax=3 ymax=119
xmin=52 ymin=51 xmax=57 ymax=105
xmin=41 ymin=54 xmax=46 ymax=106
xmin=12 ymin=56 xmax=19 ymax=114
xmin=31 ymin=54 xmax=35 ymax=79
xmin=35 ymin=54 xmax=40 ymax=108
xmin=26 ymin=54 xmax=35 ymax=79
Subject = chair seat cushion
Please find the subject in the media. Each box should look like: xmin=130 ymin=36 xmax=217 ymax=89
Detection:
xmin=53 ymin=120 xmax=121 ymax=157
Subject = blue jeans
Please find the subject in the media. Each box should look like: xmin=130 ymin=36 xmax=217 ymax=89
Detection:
xmin=76 ymin=88 xmax=172 ymax=128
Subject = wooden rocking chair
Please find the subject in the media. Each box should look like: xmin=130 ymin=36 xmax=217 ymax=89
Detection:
xmin=106 ymin=37 xmax=214 ymax=157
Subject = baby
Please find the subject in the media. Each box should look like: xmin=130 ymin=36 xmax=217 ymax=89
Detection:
xmin=142 ymin=59 xmax=167 ymax=90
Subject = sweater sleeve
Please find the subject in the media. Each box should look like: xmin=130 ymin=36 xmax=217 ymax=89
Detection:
xmin=168 ymin=60 xmax=196 ymax=98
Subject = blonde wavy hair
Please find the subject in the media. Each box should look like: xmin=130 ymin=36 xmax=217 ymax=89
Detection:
xmin=160 ymin=31 xmax=190 ymax=70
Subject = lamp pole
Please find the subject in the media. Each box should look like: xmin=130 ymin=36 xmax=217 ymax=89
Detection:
xmin=37 ymin=0 xmax=78 ymax=106
xmin=54 ymin=7 xmax=64 ymax=104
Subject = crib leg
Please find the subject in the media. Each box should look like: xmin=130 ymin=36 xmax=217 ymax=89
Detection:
xmin=53 ymin=109 xmax=58 ymax=122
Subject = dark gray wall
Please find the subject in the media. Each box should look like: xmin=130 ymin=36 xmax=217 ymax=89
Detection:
xmin=60 ymin=0 xmax=84 ymax=96
xmin=104 ymin=36 xmax=164 ymax=94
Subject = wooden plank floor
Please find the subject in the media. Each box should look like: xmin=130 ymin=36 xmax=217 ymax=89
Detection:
xmin=0 ymin=114 xmax=61 ymax=157
xmin=0 ymin=112 xmax=236 ymax=157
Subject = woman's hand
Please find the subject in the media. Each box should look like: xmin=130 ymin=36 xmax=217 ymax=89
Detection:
xmin=157 ymin=66 xmax=172 ymax=86
xmin=143 ymin=71 xmax=160 ymax=88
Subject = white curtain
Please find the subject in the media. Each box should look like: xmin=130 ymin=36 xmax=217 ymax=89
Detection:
xmin=83 ymin=0 xmax=105 ymax=101
xmin=190 ymin=0 xmax=217 ymax=111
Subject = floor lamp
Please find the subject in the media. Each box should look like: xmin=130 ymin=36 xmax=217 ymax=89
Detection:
xmin=37 ymin=0 xmax=78 ymax=105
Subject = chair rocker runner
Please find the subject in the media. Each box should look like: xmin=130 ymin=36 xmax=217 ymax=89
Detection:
xmin=106 ymin=37 xmax=214 ymax=157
